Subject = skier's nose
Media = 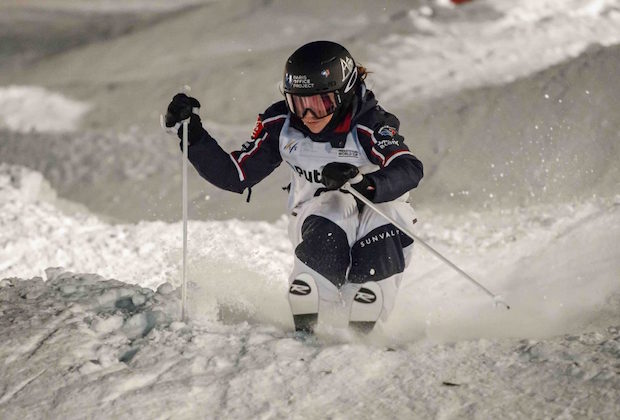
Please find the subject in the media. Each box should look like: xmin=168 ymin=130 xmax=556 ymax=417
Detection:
xmin=302 ymin=112 xmax=320 ymax=122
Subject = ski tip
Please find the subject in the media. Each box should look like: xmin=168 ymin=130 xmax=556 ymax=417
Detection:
xmin=349 ymin=281 xmax=383 ymax=325
xmin=288 ymin=273 xmax=320 ymax=319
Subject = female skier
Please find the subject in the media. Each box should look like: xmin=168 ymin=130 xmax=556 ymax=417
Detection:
xmin=164 ymin=41 xmax=423 ymax=334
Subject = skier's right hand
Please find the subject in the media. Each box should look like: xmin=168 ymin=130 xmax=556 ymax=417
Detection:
xmin=163 ymin=93 xmax=201 ymax=134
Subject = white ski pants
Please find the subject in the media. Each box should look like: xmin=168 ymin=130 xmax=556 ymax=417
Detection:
xmin=288 ymin=190 xmax=416 ymax=322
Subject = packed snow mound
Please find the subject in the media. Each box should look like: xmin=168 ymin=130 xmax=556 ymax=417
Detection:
xmin=0 ymin=163 xmax=175 ymax=286
xmin=370 ymin=0 xmax=620 ymax=105
xmin=399 ymin=42 xmax=620 ymax=211
xmin=2 ymin=164 xmax=620 ymax=342
xmin=0 ymin=163 xmax=294 ymax=328
xmin=0 ymin=271 xmax=618 ymax=419
xmin=0 ymin=86 xmax=90 ymax=133
xmin=0 ymin=122 xmax=280 ymax=223
xmin=0 ymin=163 xmax=291 ymax=295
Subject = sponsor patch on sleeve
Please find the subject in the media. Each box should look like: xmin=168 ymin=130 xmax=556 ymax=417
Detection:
xmin=251 ymin=115 xmax=264 ymax=140
xmin=374 ymin=125 xmax=405 ymax=150
xmin=377 ymin=125 xmax=398 ymax=138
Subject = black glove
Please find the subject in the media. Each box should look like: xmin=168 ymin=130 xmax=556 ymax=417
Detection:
xmin=321 ymin=162 xmax=376 ymax=200
xmin=164 ymin=93 xmax=201 ymax=128
xmin=321 ymin=162 xmax=360 ymax=189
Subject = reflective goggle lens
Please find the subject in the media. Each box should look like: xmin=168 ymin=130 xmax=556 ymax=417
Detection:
xmin=285 ymin=92 xmax=338 ymax=118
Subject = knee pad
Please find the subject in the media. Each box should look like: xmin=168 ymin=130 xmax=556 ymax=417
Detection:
xmin=295 ymin=215 xmax=350 ymax=288
xmin=349 ymin=223 xmax=413 ymax=283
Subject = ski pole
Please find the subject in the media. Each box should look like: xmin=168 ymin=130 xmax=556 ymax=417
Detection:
xmin=344 ymin=184 xmax=510 ymax=310
xmin=181 ymin=118 xmax=189 ymax=321
xmin=159 ymin=94 xmax=192 ymax=321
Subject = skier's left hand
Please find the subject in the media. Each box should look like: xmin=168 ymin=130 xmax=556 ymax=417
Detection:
xmin=321 ymin=162 xmax=375 ymax=199
xmin=165 ymin=93 xmax=201 ymax=127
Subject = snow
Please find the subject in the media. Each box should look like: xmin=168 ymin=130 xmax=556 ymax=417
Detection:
xmin=1 ymin=266 xmax=618 ymax=418
xmin=0 ymin=86 xmax=90 ymax=133
xmin=369 ymin=0 xmax=620 ymax=106
xmin=0 ymin=164 xmax=289 ymax=294
xmin=1 ymin=161 xmax=618 ymax=417
xmin=1 ymin=0 xmax=620 ymax=418
xmin=4 ymin=0 xmax=215 ymax=13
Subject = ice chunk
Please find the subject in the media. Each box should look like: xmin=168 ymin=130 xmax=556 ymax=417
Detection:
xmin=92 ymin=315 xmax=124 ymax=335
xmin=157 ymin=282 xmax=174 ymax=295
xmin=45 ymin=267 xmax=66 ymax=282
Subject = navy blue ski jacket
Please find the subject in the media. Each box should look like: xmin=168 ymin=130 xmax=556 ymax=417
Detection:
xmin=178 ymin=86 xmax=423 ymax=207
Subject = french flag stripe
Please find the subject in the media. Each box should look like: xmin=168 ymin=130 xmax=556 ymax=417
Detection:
xmin=370 ymin=132 xmax=386 ymax=165
xmin=229 ymin=154 xmax=246 ymax=181
xmin=357 ymin=125 xmax=374 ymax=137
xmin=357 ymin=124 xmax=386 ymax=165
xmin=371 ymin=148 xmax=386 ymax=166
xmin=384 ymin=150 xmax=413 ymax=166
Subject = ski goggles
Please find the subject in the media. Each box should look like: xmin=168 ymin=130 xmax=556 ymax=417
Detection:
xmin=285 ymin=92 xmax=339 ymax=119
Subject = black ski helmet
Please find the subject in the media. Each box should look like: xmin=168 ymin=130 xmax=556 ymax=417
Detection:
xmin=283 ymin=41 xmax=358 ymax=112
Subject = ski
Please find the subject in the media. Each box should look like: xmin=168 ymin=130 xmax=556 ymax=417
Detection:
xmin=288 ymin=273 xmax=319 ymax=334
xmin=348 ymin=282 xmax=383 ymax=334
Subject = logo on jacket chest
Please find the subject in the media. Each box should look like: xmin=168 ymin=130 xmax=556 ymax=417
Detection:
xmin=337 ymin=149 xmax=359 ymax=158
xmin=284 ymin=138 xmax=358 ymax=158
xmin=284 ymin=139 xmax=300 ymax=154
xmin=293 ymin=165 xmax=322 ymax=183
